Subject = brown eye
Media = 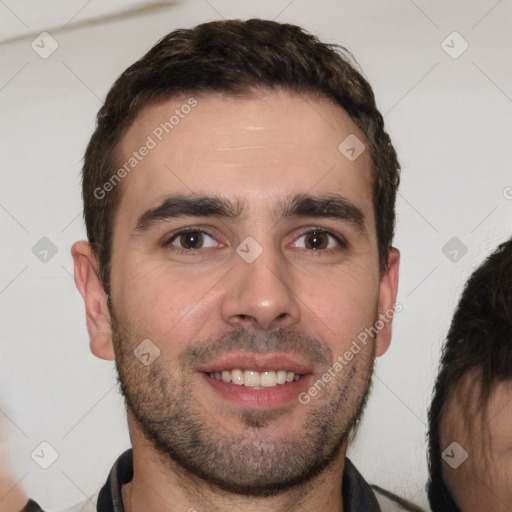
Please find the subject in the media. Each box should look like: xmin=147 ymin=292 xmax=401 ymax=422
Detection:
xmin=167 ymin=230 xmax=218 ymax=251
xmin=293 ymin=229 xmax=342 ymax=251
xmin=304 ymin=231 xmax=329 ymax=250
xmin=179 ymin=231 xmax=203 ymax=249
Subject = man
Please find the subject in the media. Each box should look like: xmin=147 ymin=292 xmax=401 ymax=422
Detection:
xmin=23 ymin=18 xmax=421 ymax=511
xmin=427 ymin=237 xmax=512 ymax=511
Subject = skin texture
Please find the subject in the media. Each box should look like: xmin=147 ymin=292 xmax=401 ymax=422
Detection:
xmin=0 ymin=474 xmax=27 ymax=512
xmin=0 ymin=427 xmax=27 ymax=511
xmin=72 ymin=90 xmax=400 ymax=512
xmin=442 ymin=377 xmax=512 ymax=512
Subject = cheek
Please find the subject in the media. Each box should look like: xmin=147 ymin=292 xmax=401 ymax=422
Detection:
xmin=495 ymin=463 xmax=512 ymax=503
xmin=295 ymin=266 xmax=379 ymax=348
xmin=112 ymin=259 xmax=216 ymax=349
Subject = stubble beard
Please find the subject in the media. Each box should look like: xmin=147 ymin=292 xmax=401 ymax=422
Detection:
xmin=110 ymin=309 xmax=376 ymax=497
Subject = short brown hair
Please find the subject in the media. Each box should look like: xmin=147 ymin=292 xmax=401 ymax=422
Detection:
xmin=82 ymin=18 xmax=400 ymax=293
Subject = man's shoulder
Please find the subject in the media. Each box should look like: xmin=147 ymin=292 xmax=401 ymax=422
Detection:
xmin=372 ymin=485 xmax=426 ymax=512
xmin=20 ymin=492 xmax=99 ymax=512
xmin=343 ymin=458 xmax=424 ymax=512
xmin=63 ymin=491 xmax=99 ymax=512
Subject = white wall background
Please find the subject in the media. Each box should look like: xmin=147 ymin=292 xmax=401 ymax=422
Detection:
xmin=1 ymin=1 xmax=511 ymax=510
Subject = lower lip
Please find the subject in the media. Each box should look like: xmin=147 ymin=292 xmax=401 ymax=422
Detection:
xmin=200 ymin=372 xmax=313 ymax=409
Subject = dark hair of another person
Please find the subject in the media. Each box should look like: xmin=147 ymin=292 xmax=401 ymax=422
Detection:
xmin=81 ymin=18 xmax=400 ymax=295
xmin=427 ymin=237 xmax=512 ymax=511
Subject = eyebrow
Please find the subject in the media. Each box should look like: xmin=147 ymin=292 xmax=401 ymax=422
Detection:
xmin=135 ymin=195 xmax=241 ymax=231
xmin=281 ymin=193 xmax=366 ymax=236
xmin=134 ymin=193 xmax=367 ymax=236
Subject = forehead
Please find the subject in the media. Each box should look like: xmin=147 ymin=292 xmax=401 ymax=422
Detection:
xmin=115 ymin=90 xmax=374 ymax=225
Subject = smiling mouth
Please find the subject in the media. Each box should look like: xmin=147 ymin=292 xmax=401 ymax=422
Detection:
xmin=205 ymin=369 xmax=303 ymax=389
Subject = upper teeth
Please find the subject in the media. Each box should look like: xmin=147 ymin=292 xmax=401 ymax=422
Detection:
xmin=208 ymin=369 xmax=301 ymax=388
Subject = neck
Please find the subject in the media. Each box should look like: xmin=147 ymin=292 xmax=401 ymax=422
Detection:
xmin=122 ymin=418 xmax=347 ymax=512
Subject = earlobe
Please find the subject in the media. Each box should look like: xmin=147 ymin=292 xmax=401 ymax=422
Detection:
xmin=71 ymin=241 xmax=115 ymax=361
xmin=375 ymin=248 xmax=400 ymax=357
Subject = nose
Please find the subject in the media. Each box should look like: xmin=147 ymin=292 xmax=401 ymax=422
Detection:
xmin=220 ymin=245 xmax=301 ymax=330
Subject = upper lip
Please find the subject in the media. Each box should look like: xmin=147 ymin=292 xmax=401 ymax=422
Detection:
xmin=195 ymin=353 xmax=313 ymax=374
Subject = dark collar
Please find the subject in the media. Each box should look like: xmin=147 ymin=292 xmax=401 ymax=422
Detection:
xmin=97 ymin=449 xmax=133 ymax=512
xmin=342 ymin=457 xmax=382 ymax=511
xmin=98 ymin=449 xmax=381 ymax=512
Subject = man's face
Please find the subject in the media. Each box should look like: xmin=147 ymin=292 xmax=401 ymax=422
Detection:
xmin=78 ymin=90 xmax=398 ymax=495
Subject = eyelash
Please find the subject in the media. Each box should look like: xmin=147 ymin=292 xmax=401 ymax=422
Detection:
xmin=162 ymin=226 xmax=346 ymax=255
xmin=162 ymin=227 xmax=219 ymax=255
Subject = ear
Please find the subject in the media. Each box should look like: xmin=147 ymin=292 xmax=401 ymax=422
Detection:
xmin=375 ymin=248 xmax=400 ymax=357
xmin=71 ymin=241 xmax=115 ymax=360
